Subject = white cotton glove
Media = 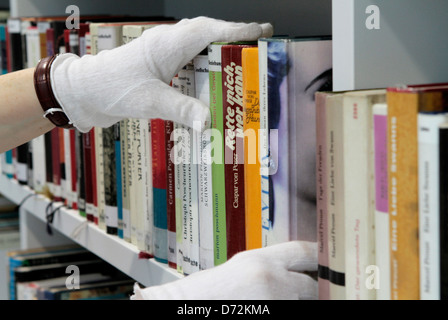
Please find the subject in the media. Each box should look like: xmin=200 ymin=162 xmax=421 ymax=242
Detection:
xmin=49 ymin=16 xmax=273 ymax=133
xmin=130 ymin=241 xmax=318 ymax=300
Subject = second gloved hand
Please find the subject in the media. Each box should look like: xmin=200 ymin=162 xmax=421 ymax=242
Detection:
xmin=49 ymin=17 xmax=273 ymax=133
xmin=131 ymin=241 xmax=318 ymax=300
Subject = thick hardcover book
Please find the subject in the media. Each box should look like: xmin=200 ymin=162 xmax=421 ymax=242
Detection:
xmin=342 ymin=89 xmax=386 ymax=300
xmin=208 ymin=43 xmax=227 ymax=265
xmin=439 ymin=122 xmax=448 ymax=300
xmin=222 ymin=43 xmax=255 ymax=259
xmin=387 ymin=83 xmax=448 ymax=300
xmin=151 ymin=118 xmax=168 ymax=264
xmin=372 ymin=102 xmax=390 ymax=300
xmin=242 ymin=47 xmax=262 ymax=251
xmin=418 ymin=112 xmax=448 ymax=300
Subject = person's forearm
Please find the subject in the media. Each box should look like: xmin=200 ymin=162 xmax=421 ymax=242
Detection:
xmin=0 ymin=68 xmax=55 ymax=153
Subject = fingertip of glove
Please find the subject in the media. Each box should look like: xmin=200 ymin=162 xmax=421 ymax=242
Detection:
xmin=260 ymin=23 xmax=274 ymax=38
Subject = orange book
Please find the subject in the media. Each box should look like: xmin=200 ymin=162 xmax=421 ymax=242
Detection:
xmin=387 ymin=83 xmax=448 ymax=300
xmin=242 ymin=47 xmax=261 ymax=250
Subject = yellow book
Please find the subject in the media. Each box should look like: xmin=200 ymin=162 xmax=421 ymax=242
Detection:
xmin=387 ymin=84 xmax=448 ymax=300
xmin=242 ymin=47 xmax=261 ymax=250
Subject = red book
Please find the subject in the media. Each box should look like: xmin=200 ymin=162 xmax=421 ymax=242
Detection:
xmin=151 ymin=118 xmax=168 ymax=264
xmin=221 ymin=43 xmax=255 ymax=259
xmin=165 ymin=120 xmax=176 ymax=269
xmin=51 ymin=128 xmax=62 ymax=202
xmin=83 ymin=132 xmax=94 ymax=222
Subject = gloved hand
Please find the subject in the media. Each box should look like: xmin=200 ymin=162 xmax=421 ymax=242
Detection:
xmin=130 ymin=241 xmax=318 ymax=300
xmin=49 ymin=16 xmax=273 ymax=133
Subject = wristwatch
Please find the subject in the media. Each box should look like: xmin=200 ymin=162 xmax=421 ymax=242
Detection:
xmin=34 ymin=54 xmax=74 ymax=129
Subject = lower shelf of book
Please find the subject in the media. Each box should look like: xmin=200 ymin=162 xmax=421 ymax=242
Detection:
xmin=0 ymin=174 xmax=183 ymax=288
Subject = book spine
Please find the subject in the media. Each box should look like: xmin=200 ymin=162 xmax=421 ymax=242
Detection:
xmin=63 ymin=129 xmax=72 ymax=208
xmin=221 ymin=44 xmax=248 ymax=259
xmin=387 ymin=90 xmax=420 ymax=300
xmin=185 ymin=62 xmax=200 ymax=273
xmin=151 ymin=118 xmax=168 ymax=263
xmin=208 ymin=43 xmax=227 ymax=265
xmin=76 ymin=130 xmax=86 ymax=217
xmin=258 ymin=40 xmax=270 ymax=248
xmin=194 ymin=53 xmax=214 ymax=270
xmin=326 ymin=94 xmax=346 ymax=299
xmin=342 ymin=93 xmax=378 ymax=300
xmin=242 ymin=47 xmax=262 ymax=251
xmin=418 ymin=112 xmax=448 ymax=300
xmin=122 ymin=119 xmax=131 ymax=242
xmin=372 ymin=102 xmax=390 ymax=300
xmin=177 ymin=67 xmax=192 ymax=275
xmin=103 ymin=126 xmax=118 ymax=235
xmin=315 ymin=92 xmax=330 ymax=300
xmin=51 ymin=128 xmax=61 ymax=201
xmin=439 ymin=122 xmax=448 ymax=300
xmin=83 ymin=131 xmax=94 ymax=222
xmin=95 ymin=127 xmax=105 ymax=229
xmin=90 ymin=129 xmax=98 ymax=224
xmin=165 ymin=120 xmax=177 ymax=269
xmin=142 ymin=119 xmax=154 ymax=256
xmin=115 ymin=122 xmax=124 ymax=239
xmin=171 ymin=74 xmax=184 ymax=274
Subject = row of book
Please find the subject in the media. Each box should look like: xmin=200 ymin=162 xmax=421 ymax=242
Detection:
xmin=8 ymin=244 xmax=135 ymax=300
xmin=316 ymin=84 xmax=448 ymax=300
xmin=0 ymin=15 xmax=333 ymax=278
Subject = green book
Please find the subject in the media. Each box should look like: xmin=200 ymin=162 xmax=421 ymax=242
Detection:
xmin=208 ymin=43 xmax=227 ymax=265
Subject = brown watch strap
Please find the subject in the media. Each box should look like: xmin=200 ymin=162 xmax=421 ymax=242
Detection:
xmin=34 ymin=55 xmax=74 ymax=129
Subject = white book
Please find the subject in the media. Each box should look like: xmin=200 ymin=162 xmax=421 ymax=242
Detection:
xmin=185 ymin=62 xmax=200 ymax=274
xmin=193 ymin=54 xmax=214 ymax=271
xmin=372 ymin=102 xmax=390 ymax=300
xmin=418 ymin=112 xmax=448 ymax=300
xmin=342 ymin=90 xmax=385 ymax=300
xmin=325 ymin=93 xmax=346 ymax=300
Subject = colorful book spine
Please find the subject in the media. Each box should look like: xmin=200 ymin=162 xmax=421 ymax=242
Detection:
xmin=114 ymin=122 xmax=124 ymax=239
xmin=151 ymin=118 xmax=168 ymax=264
xmin=242 ymin=46 xmax=262 ymax=251
xmin=208 ymin=43 xmax=227 ymax=265
xmin=165 ymin=120 xmax=177 ymax=269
